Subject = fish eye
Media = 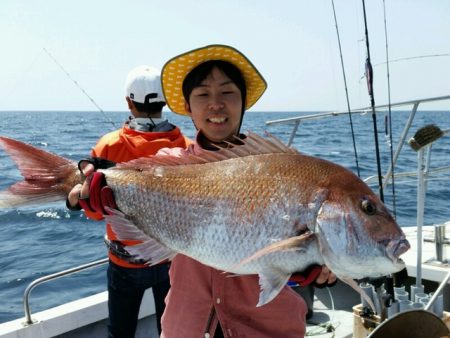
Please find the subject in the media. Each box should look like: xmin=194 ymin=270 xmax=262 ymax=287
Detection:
xmin=361 ymin=199 xmax=377 ymax=215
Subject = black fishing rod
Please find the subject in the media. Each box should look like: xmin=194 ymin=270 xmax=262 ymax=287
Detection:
xmin=330 ymin=0 xmax=361 ymax=178
xmin=364 ymin=1 xmax=408 ymax=313
xmin=361 ymin=0 xmax=384 ymax=202
xmin=43 ymin=47 xmax=117 ymax=129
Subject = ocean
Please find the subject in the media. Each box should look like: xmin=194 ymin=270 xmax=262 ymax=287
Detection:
xmin=0 ymin=109 xmax=449 ymax=323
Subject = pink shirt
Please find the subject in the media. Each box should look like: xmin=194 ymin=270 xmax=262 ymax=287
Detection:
xmin=158 ymin=136 xmax=308 ymax=338
xmin=162 ymin=255 xmax=306 ymax=338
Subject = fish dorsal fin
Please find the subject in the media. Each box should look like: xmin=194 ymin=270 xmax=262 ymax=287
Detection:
xmin=115 ymin=132 xmax=298 ymax=170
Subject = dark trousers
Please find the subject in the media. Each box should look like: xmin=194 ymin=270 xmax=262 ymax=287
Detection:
xmin=214 ymin=325 xmax=224 ymax=338
xmin=107 ymin=260 xmax=170 ymax=338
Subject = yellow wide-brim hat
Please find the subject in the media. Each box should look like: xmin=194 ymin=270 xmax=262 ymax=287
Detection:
xmin=161 ymin=44 xmax=267 ymax=116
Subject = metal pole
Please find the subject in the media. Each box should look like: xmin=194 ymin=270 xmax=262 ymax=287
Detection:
xmin=425 ymin=271 xmax=450 ymax=311
xmin=416 ymin=148 xmax=426 ymax=287
xmin=383 ymin=102 xmax=419 ymax=189
xmin=23 ymin=258 xmax=108 ymax=325
xmin=287 ymin=121 xmax=301 ymax=146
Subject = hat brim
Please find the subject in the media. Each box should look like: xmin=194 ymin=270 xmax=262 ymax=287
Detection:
xmin=161 ymin=44 xmax=267 ymax=116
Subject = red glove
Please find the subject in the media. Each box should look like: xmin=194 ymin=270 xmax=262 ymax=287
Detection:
xmin=290 ymin=265 xmax=323 ymax=287
xmin=290 ymin=264 xmax=337 ymax=288
xmin=79 ymin=172 xmax=117 ymax=217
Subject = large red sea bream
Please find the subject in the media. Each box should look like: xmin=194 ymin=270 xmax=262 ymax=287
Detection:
xmin=0 ymin=133 xmax=409 ymax=307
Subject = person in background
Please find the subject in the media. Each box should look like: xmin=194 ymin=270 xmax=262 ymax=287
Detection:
xmin=69 ymin=45 xmax=336 ymax=338
xmin=67 ymin=65 xmax=190 ymax=338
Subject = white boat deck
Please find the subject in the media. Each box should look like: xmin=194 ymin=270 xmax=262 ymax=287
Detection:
xmin=305 ymin=282 xmax=359 ymax=338
xmin=402 ymin=224 xmax=450 ymax=282
xmin=0 ymin=290 xmax=158 ymax=338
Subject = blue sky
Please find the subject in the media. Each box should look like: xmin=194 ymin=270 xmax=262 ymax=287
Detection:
xmin=1 ymin=0 xmax=449 ymax=112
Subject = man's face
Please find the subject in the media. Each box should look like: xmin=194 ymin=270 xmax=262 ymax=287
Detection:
xmin=185 ymin=67 xmax=243 ymax=143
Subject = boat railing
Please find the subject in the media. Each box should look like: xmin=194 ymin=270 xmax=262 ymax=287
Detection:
xmin=23 ymin=257 xmax=108 ymax=325
xmin=266 ymin=94 xmax=450 ymax=188
xmin=364 ymin=126 xmax=450 ymax=185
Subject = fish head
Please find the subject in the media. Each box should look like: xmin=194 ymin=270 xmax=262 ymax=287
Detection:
xmin=315 ymin=176 xmax=410 ymax=279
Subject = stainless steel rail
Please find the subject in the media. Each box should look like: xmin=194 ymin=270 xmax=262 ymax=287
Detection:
xmin=265 ymin=94 xmax=450 ymax=152
xmin=266 ymin=95 xmax=450 ymax=188
xmin=23 ymin=257 xmax=109 ymax=325
xmin=424 ymin=270 xmax=450 ymax=311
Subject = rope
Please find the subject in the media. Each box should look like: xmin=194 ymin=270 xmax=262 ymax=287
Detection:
xmin=330 ymin=0 xmax=361 ymax=177
xmin=305 ymin=287 xmax=339 ymax=337
xmin=361 ymin=0 xmax=385 ymax=202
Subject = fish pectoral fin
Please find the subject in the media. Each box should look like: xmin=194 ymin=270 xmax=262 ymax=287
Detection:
xmin=105 ymin=208 xmax=176 ymax=265
xmin=231 ymin=232 xmax=315 ymax=270
xmin=105 ymin=208 xmax=149 ymax=242
xmin=125 ymin=241 xmax=176 ymax=265
xmin=257 ymin=270 xmax=291 ymax=307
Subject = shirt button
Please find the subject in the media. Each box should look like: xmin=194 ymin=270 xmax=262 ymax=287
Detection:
xmin=216 ymin=298 xmax=221 ymax=304
xmin=204 ymin=334 xmax=210 ymax=338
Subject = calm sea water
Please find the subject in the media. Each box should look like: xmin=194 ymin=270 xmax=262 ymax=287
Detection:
xmin=0 ymin=110 xmax=449 ymax=323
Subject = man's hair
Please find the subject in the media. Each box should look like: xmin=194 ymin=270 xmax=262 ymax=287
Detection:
xmin=132 ymin=101 xmax=166 ymax=114
xmin=182 ymin=60 xmax=247 ymax=113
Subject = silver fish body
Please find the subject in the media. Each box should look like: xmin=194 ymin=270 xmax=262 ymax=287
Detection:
xmin=0 ymin=133 xmax=410 ymax=306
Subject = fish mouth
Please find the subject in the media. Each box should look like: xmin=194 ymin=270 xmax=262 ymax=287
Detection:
xmin=384 ymin=237 xmax=410 ymax=264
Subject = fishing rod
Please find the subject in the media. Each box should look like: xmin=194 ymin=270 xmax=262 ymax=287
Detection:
xmin=382 ymin=0 xmax=397 ymax=218
xmin=358 ymin=53 xmax=450 ymax=84
xmin=43 ymin=47 xmax=117 ymax=129
xmin=366 ymin=0 xmax=405 ymax=313
xmin=330 ymin=0 xmax=361 ymax=178
xmin=373 ymin=53 xmax=450 ymax=67
xmin=361 ymin=0 xmax=384 ymax=202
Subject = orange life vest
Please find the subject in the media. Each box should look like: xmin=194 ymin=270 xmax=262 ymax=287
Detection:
xmin=88 ymin=122 xmax=191 ymax=268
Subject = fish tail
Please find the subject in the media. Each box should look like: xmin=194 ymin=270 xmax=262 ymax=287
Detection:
xmin=0 ymin=136 xmax=80 ymax=208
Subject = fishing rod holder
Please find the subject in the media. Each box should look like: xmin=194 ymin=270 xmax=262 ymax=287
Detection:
xmin=425 ymin=222 xmax=450 ymax=265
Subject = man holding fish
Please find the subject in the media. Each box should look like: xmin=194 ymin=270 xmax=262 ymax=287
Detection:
xmin=159 ymin=45 xmax=340 ymax=337
xmin=0 ymin=44 xmax=409 ymax=338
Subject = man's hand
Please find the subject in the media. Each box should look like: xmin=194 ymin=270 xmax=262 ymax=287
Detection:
xmin=67 ymin=162 xmax=96 ymax=210
xmin=66 ymin=162 xmax=117 ymax=218
xmin=78 ymin=172 xmax=116 ymax=215
xmin=314 ymin=265 xmax=336 ymax=287
xmin=290 ymin=265 xmax=337 ymax=288
xmin=67 ymin=183 xmax=83 ymax=211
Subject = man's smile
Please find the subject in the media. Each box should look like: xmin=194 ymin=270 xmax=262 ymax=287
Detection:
xmin=207 ymin=116 xmax=228 ymax=124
